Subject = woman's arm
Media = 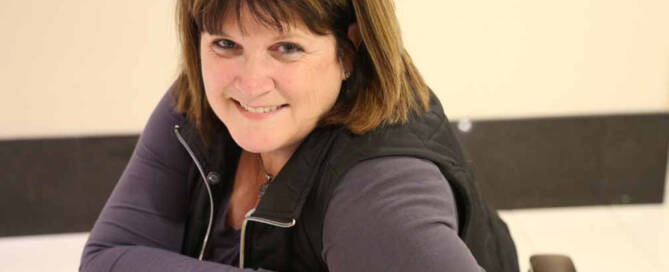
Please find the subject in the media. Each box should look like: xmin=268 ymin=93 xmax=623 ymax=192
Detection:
xmin=322 ymin=157 xmax=483 ymax=272
xmin=79 ymin=86 xmax=262 ymax=271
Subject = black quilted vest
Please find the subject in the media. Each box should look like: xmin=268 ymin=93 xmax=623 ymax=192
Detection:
xmin=178 ymin=93 xmax=519 ymax=272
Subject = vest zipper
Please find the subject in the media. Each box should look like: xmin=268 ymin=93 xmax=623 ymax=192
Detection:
xmin=239 ymin=209 xmax=297 ymax=268
xmin=173 ymin=125 xmax=215 ymax=261
xmin=172 ymin=125 xmax=297 ymax=266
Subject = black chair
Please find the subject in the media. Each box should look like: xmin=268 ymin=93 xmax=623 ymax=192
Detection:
xmin=529 ymin=254 xmax=577 ymax=272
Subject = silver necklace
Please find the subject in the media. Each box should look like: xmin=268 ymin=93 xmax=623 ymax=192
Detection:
xmin=257 ymin=155 xmax=273 ymax=199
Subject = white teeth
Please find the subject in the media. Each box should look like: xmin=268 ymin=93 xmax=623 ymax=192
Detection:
xmin=239 ymin=101 xmax=282 ymax=113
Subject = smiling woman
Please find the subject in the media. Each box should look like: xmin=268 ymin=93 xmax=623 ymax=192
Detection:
xmin=79 ymin=1 xmax=519 ymax=271
xmin=199 ymin=14 xmax=345 ymax=171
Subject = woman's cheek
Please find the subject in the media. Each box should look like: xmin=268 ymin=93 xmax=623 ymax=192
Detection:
xmin=271 ymin=67 xmax=298 ymax=95
xmin=203 ymin=60 xmax=237 ymax=94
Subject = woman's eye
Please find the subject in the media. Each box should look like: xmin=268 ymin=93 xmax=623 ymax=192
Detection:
xmin=275 ymin=42 xmax=304 ymax=55
xmin=214 ymin=39 xmax=238 ymax=50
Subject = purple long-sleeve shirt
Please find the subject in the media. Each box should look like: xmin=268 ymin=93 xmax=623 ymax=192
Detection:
xmin=79 ymin=90 xmax=481 ymax=271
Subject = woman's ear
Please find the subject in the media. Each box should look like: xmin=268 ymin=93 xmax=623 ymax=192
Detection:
xmin=341 ymin=23 xmax=361 ymax=80
xmin=347 ymin=23 xmax=362 ymax=51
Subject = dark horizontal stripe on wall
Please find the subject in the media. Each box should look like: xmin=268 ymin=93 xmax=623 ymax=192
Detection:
xmin=0 ymin=113 xmax=667 ymax=237
xmin=453 ymin=113 xmax=669 ymax=210
xmin=0 ymin=136 xmax=138 ymax=237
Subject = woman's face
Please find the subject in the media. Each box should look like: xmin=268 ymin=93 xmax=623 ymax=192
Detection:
xmin=200 ymin=9 xmax=346 ymax=155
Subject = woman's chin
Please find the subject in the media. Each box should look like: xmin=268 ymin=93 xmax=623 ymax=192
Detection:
xmin=237 ymin=143 xmax=275 ymax=154
xmin=229 ymin=133 xmax=280 ymax=154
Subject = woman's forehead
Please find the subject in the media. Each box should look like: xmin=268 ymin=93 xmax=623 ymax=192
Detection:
xmin=202 ymin=0 xmax=302 ymax=36
xmin=218 ymin=9 xmax=303 ymax=37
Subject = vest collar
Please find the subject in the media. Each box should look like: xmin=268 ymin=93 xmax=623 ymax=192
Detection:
xmin=251 ymin=126 xmax=339 ymax=223
xmin=177 ymin=120 xmax=340 ymax=225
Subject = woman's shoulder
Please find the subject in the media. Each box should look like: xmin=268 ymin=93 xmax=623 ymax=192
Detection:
xmin=134 ymin=82 xmax=191 ymax=170
xmin=147 ymin=81 xmax=187 ymax=130
xmin=322 ymin=156 xmax=480 ymax=271
xmin=344 ymin=156 xmax=444 ymax=180
xmin=142 ymin=81 xmax=189 ymax=141
xmin=330 ymin=156 xmax=458 ymax=230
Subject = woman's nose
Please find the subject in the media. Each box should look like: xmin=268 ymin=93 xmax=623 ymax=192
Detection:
xmin=234 ymin=55 xmax=275 ymax=97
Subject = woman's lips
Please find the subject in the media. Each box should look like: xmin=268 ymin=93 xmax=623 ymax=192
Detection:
xmin=232 ymin=99 xmax=288 ymax=119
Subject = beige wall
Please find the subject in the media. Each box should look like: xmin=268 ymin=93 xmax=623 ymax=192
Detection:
xmin=0 ymin=0 xmax=178 ymax=139
xmin=1 ymin=0 xmax=668 ymax=139
xmin=396 ymin=0 xmax=669 ymax=120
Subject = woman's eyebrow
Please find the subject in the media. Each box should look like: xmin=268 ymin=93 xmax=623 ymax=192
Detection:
xmin=207 ymin=28 xmax=310 ymax=42
xmin=207 ymin=29 xmax=231 ymax=37
xmin=272 ymin=32 xmax=309 ymax=42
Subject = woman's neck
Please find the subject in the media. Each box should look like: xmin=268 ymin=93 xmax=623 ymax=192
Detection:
xmin=256 ymin=143 xmax=300 ymax=177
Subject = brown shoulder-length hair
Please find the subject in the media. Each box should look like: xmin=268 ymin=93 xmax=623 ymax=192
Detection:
xmin=174 ymin=0 xmax=429 ymax=144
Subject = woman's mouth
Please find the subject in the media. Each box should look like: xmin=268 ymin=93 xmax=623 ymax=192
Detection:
xmin=238 ymin=101 xmax=286 ymax=113
xmin=232 ymin=99 xmax=288 ymax=117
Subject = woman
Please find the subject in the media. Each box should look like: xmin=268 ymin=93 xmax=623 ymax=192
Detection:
xmin=80 ymin=0 xmax=518 ymax=271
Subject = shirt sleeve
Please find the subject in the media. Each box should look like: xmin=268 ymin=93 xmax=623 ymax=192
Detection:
xmin=79 ymin=86 xmax=264 ymax=272
xmin=322 ymin=157 xmax=483 ymax=272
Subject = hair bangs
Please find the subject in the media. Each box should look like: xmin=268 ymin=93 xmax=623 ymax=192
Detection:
xmin=193 ymin=0 xmax=322 ymax=35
